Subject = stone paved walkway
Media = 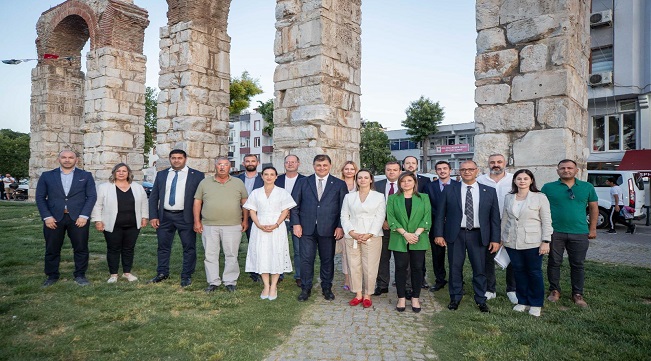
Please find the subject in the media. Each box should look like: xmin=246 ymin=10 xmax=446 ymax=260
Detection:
xmin=586 ymin=220 xmax=650 ymax=268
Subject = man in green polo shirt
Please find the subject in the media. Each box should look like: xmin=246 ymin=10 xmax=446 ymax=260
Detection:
xmin=193 ymin=157 xmax=249 ymax=293
xmin=541 ymin=159 xmax=598 ymax=308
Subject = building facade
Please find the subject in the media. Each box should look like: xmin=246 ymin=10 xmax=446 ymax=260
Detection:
xmin=229 ymin=112 xmax=273 ymax=173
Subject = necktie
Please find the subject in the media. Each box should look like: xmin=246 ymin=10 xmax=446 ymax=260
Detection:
xmin=169 ymin=170 xmax=179 ymax=206
xmin=317 ymin=178 xmax=324 ymax=201
xmin=465 ymin=185 xmax=474 ymax=230
xmin=388 ymin=182 xmax=395 ymax=195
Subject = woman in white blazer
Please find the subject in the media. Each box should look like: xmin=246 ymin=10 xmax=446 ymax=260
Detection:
xmin=91 ymin=163 xmax=149 ymax=283
xmin=501 ymin=169 xmax=552 ymax=317
xmin=340 ymin=169 xmax=386 ymax=308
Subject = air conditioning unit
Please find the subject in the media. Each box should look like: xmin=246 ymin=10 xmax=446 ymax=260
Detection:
xmin=590 ymin=10 xmax=613 ymax=28
xmin=589 ymin=71 xmax=613 ymax=87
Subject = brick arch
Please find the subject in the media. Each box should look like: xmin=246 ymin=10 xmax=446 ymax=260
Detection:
xmin=36 ymin=0 xmax=99 ymax=57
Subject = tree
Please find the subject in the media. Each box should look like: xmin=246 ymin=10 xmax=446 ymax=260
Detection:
xmin=257 ymin=99 xmax=274 ymax=136
xmin=360 ymin=121 xmax=396 ymax=175
xmin=143 ymin=86 xmax=158 ymax=165
xmin=401 ymin=96 xmax=444 ymax=173
xmin=0 ymin=129 xmax=30 ymax=179
xmin=230 ymin=71 xmax=263 ymax=115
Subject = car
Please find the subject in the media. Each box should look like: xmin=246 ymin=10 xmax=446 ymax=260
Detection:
xmin=586 ymin=170 xmax=647 ymax=229
xmin=142 ymin=181 xmax=153 ymax=197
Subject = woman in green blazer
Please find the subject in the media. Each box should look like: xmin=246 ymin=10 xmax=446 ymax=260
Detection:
xmin=387 ymin=171 xmax=431 ymax=313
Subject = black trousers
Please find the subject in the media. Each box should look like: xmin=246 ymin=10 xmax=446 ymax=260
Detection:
xmin=429 ymin=234 xmax=447 ymax=285
xmin=43 ymin=214 xmax=90 ymax=279
xmin=156 ymin=211 xmax=197 ymax=278
xmin=609 ymin=206 xmax=632 ymax=230
xmin=394 ymin=249 xmax=426 ymax=298
xmin=486 ymin=251 xmax=517 ymax=293
xmin=300 ymin=230 xmax=336 ymax=291
xmin=375 ymin=229 xmax=392 ymax=289
xmin=104 ymin=225 xmax=140 ymax=274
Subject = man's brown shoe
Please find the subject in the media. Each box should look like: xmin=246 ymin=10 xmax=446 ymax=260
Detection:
xmin=547 ymin=290 xmax=560 ymax=302
xmin=572 ymin=294 xmax=588 ymax=308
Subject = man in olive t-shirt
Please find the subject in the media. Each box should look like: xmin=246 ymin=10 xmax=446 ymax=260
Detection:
xmin=193 ymin=157 xmax=248 ymax=293
xmin=541 ymin=159 xmax=598 ymax=308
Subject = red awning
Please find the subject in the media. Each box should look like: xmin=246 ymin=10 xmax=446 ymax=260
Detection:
xmin=618 ymin=150 xmax=651 ymax=171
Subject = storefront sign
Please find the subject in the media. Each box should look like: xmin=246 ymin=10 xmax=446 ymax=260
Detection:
xmin=436 ymin=144 xmax=470 ymax=153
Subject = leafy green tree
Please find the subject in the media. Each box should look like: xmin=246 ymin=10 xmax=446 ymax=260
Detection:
xmin=360 ymin=121 xmax=395 ymax=175
xmin=230 ymin=71 xmax=263 ymax=115
xmin=144 ymin=86 xmax=158 ymax=165
xmin=401 ymin=96 xmax=444 ymax=173
xmin=257 ymin=99 xmax=274 ymax=136
xmin=0 ymin=129 xmax=30 ymax=179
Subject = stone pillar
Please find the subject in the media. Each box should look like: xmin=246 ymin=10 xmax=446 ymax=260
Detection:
xmin=81 ymin=47 xmax=147 ymax=181
xmin=273 ymin=0 xmax=362 ymax=174
xmin=157 ymin=0 xmax=232 ymax=173
xmin=474 ymin=0 xmax=590 ymax=183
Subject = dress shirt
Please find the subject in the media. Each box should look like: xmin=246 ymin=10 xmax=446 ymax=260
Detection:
xmin=439 ymin=179 xmax=451 ymax=192
xmin=164 ymin=166 xmax=188 ymax=211
xmin=384 ymin=180 xmax=397 ymax=202
xmin=284 ymin=174 xmax=299 ymax=196
xmin=315 ymin=174 xmax=330 ymax=191
xmin=460 ymin=181 xmax=480 ymax=229
xmin=60 ymin=167 xmax=75 ymax=196
xmin=244 ymin=173 xmax=257 ymax=195
xmin=477 ymin=172 xmax=513 ymax=215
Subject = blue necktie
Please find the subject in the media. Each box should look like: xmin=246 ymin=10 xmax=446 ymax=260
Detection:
xmin=169 ymin=170 xmax=179 ymax=206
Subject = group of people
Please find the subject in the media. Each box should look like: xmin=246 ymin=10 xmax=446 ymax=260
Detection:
xmin=35 ymin=149 xmax=599 ymax=317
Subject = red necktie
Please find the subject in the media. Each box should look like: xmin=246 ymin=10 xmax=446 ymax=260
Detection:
xmin=388 ymin=182 xmax=395 ymax=195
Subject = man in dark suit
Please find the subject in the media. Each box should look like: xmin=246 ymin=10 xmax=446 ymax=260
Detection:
xmin=403 ymin=155 xmax=431 ymax=289
xmin=275 ymin=154 xmax=306 ymax=288
xmin=425 ymin=160 xmax=458 ymax=292
xmin=236 ymin=153 xmax=264 ymax=282
xmin=36 ymin=150 xmax=97 ymax=287
xmin=373 ymin=160 xmax=402 ymax=296
xmin=434 ymin=160 xmax=500 ymax=312
xmin=148 ymin=149 xmax=205 ymax=287
xmin=291 ymin=154 xmax=348 ymax=301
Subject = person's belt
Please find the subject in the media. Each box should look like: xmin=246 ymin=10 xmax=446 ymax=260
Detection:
xmin=461 ymin=228 xmax=480 ymax=231
xmin=63 ymin=209 xmax=69 ymax=214
xmin=164 ymin=209 xmax=183 ymax=213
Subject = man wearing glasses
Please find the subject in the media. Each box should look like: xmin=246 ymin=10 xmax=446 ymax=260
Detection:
xmin=541 ymin=159 xmax=598 ymax=308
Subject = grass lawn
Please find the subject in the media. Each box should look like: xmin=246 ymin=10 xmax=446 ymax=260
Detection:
xmin=428 ymin=248 xmax=651 ymax=360
xmin=0 ymin=202 xmax=309 ymax=360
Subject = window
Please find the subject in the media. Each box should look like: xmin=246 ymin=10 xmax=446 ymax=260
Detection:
xmin=254 ymin=137 xmax=261 ymax=147
xmin=228 ymin=130 xmax=235 ymax=142
xmin=591 ymin=112 xmax=637 ymax=152
xmin=254 ymin=120 xmax=260 ymax=131
xmin=390 ymin=139 xmax=418 ymax=151
xmin=591 ymin=46 xmax=613 ymax=73
xmin=587 ymin=173 xmax=622 ymax=187
xmin=240 ymin=138 xmax=250 ymax=147
xmin=446 ymin=136 xmax=456 ymax=145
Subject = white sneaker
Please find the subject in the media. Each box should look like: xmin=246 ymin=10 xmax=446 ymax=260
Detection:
xmin=122 ymin=274 xmax=138 ymax=282
xmin=529 ymin=306 xmax=542 ymax=317
xmin=513 ymin=304 xmax=529 ymax=312
xmin=107 ymin=276 xmax=118 ymax=283
xmin=507 ymin=291 xmax=518 ymax=305
xmin=485 ymin=291 xmax=496 ymax=300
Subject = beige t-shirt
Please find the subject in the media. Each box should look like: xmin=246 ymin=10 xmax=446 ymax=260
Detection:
xmin=194 ymin=176 xmax=248 ymax=226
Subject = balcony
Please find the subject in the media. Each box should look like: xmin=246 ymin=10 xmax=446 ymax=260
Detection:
xmin=240 ymin=131 xmax=250 ymax=137
xmin=240 ymin=147 xmax=250 ymax=153
xmin=262 ymin=146 xmax=273 ymax=153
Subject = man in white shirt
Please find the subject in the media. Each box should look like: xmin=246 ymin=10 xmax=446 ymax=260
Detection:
xmin=373 ymin=161 xmax=401 ymax=295
xmin=476 ymin=154 xmax=517 ymax=304
xmin=606 ymin=177 xmax=635 ymax=234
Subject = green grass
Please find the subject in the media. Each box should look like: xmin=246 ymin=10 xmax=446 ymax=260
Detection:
xmin=0 ymin=202 xmax=308 ymax=361
xmin=428 ymin=250 xmax=651 ymax=361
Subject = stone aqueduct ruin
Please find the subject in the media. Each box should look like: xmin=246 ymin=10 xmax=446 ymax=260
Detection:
xmin=29 ymin=0 xmax=590 ymax=193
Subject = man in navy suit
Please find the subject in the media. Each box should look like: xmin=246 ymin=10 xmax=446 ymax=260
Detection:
xmin=275 ymin=154 xmax=305 ymax=288
xmin=236 ymin=154 xmax=264 ymax=282
xmin=148 ymin=149 xmax=205 ymax=287
xmin=434 ymin=160 xmax=500 ymax=312
xmin=36 ymin=150 xmax=97 ymax=287
xmin=291 ymin=154 xmax=348 ymax=301
xmin=425 ymin=160 xmax=458 ymax=292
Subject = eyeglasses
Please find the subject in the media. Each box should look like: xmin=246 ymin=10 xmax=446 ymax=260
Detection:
xmin=567 ymin=188 xmax=575 ymax=200
xmin=459 ymin=168 xmax=477 ymax=173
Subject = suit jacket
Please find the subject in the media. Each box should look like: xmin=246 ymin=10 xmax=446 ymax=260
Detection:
xmin=35 ymin=168 xmax=97 ymax=222
xmin=416 ymin=174 xmax=431 ymax=193
xmin=387 ymin=193 xmax=431 ymax=252
xmin=149 ymin=167 xmax=205 ymax=224
xmin=275 ymin=173 xmax=306 ymax=188
xmin=290 ymin=174 xmax=348 ymax=236
xmin=91 ymin=182 xmax=149 ymax=232
xmin=236 ymin=172 xmax=264 ymax=192
xmin=434 ymin=181 xmax=500 ymax=246
xmin=501 ymin=192 xmax=553 ymax=250
xmin=424 ymin=179 xmax=459 ymax=225
xmin=340 ymin=191 xmax=386 ymax=238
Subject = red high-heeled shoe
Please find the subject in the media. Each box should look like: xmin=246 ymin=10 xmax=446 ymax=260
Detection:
xmin=349 ymin=297 xmax=363 ymax=306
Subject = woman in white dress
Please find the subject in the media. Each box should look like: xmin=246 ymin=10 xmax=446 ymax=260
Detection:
xmin=340 ymin=169 xmax=386 ymax=308
xmin=244 ymin=166 xmax=297 ymax=300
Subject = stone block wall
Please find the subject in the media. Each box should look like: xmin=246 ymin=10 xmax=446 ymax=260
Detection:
xmin=474 ymin=0 xmax=590 ymax=182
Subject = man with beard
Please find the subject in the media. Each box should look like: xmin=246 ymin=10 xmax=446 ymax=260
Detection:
xmin=476 ymin=154 xmax=517 ymax=304
xmin=237 ymin=154 xmax=264 ymax=282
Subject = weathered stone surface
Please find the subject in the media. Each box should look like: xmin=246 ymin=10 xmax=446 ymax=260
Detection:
xmin=511 ymin=69 xmax=568 ymax=101
xmin=475 ymin=84 xmax=511 ymax=104
xmin=475 ymin=49 xmax=519 ymax=80
xmin=512 ymin=128 xmax=578 ymax=169
xmin=499 ymin=0 xmax=571 ymax=24
xmin=472 ymin=133 xmax=511 ymax=166
xmin=520 ymin=43 xmax=548 ymax=72
xmin=476 ymin=0 xmax=501 ymax=30
xmin=537 ymin=97 xmax=586 ymax=133
xmin=506 ymin=14 xmax=567 ymax=44
xmin=475 ymin=102 xmax=535 ymax=132
xmin=477 ymin=28 xmax=506 ymax=53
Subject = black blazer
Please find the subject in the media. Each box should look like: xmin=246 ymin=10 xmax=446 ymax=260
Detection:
xmin=149 ymin=167 xmax=205 ymax=224
xmin=275 ymin=173 xmax=306 ymax=188
xmin=290 ymin=174 xmax=348 ymax=236
xmin=424 ymin=179 xmax=458 ymax=223
xmin=35 ymin=168 xmax=97 ymax=222
xmin=433 ymin=181 xmax=500 ymax=246
xmin=416 ymin=174 xmax=431 ymax=193
xmin=236 ymin=172 xmax=264 ymax=191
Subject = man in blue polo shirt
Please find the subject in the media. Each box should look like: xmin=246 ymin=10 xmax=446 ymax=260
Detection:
xmin=541 ymin=159 xmax=598 ymax=308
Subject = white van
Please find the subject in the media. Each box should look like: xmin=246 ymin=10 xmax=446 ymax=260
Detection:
xmin=586 ymin=170 xmax=647 ymax=228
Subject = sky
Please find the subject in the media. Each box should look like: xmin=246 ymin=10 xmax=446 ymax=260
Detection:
xmin=0 ymin=0 xmax=477 ymax=134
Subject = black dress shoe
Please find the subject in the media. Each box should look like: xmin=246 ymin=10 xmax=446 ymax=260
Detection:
xmin=225 ymin=285 xmax=236 ymax=292
xmin=448 ymin=300 xmax=460 ymax=310
xmin=298 ymin=289 xmax=311 ymax=301
xmin=421 ymin=280 xmax=430 ymax=289
xmin=396 ymin=306 xmax=406 ymax=312
xmin=249 ymin=273 xmax=260 ymax=282
xmin=42 ymin=278 xmax=58 ymax=288
xmin=477 ymin=303 xmax=490 ymax=313
xmin=74 ymin=276 xmax=90 ymax=286
xmin=205 ymin=284 xmax=219 ymax=293
xmin=373 ymin=287 xmax=388 ymax=296
xmin=322 ymin=289 xmax=335 ymax=301
xmin=148 ymin=274 xmax=169 ymax=284
xmin=180 ymin=278 xmax=192 ymax=287
xmin=295 ymin=279 xmax=303 ymax=288
xmin=412 ymin=305 xmax=422 ymax=313
xmin=429 ymin=281 xmax=447 ymax=292
xmin=405 ymin=290 xmax=413 ymax=300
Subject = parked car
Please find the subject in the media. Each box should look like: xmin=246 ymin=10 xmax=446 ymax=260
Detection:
xmin=142 ymin=181 xmax=153 ymax=197
xmin=586 ymin=170 xmax=647 ymax=228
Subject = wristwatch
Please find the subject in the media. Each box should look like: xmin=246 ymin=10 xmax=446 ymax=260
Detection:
xmin=542 ymin=240 xmax=551 ymax=243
